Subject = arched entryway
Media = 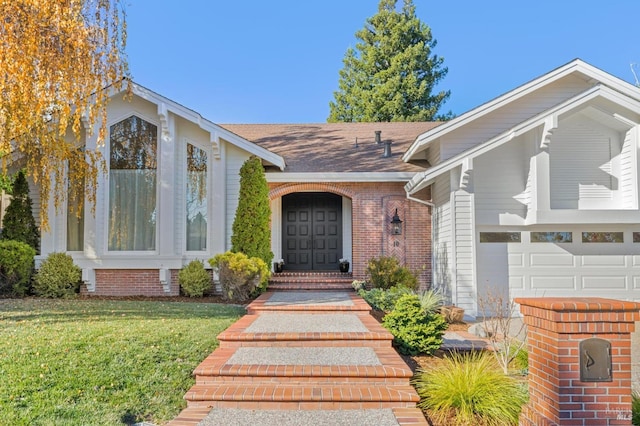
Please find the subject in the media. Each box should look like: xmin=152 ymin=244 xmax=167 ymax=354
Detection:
xmin=281 ymin=192 xmax=343 ymax=271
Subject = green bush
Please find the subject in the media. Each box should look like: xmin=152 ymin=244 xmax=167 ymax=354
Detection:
xmin=230 ymin=156 xmax=273 ymax=266
xmin=1 ymin=171 xmax=40 ymax=252
xmin=178 ymin=260 xmax=212 ymax=297
xmin=0 ymin=240 xmax=36 ymax=296
xmin=382 ymin=294 xmax=447 ymax=355
xmin=633 ymin=392 xmax=640 ymax=426
xmin=413 ymin=351 xmax=528 ymax=426
xmin=358 ymin=285 xmax=414 ymax=313
xmin=209 ymin=251 xmax=270 ymax=303
xmin=366 ymin=255 xmax=418 ymax=290
xmin=33 ymin=252 xmax=81 ymax=298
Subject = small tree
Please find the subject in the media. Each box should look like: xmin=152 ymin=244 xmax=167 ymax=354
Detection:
xmin=230 ymin=156 xmax=273 ymax=266
xmin=1 ymin=171 xmax=39 ymax=252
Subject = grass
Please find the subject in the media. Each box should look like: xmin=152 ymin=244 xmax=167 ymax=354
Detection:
xmin=0 ymin=298 xmax=245 ymax=425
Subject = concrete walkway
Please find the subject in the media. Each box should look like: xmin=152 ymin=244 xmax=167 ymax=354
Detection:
xmin=167 ymin=291 xmax=430 ymax=426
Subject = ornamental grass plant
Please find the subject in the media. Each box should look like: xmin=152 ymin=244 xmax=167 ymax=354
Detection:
xmin=413 ymin=350 xmax=528 ymax=426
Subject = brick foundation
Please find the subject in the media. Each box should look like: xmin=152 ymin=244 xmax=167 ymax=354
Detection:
xmin=80 ymin=269 xmax=180 ymax=296
xmin=516 ymin=297 xmax=640 ymax=426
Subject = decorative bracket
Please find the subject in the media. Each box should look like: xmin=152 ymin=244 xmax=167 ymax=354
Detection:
xmin=540 ymin=115 xmax=558 ymax=151
xmin=210 ymin=131 xmax=221 ymax=159
xmin=159 ymin=268 xmax=172 ymax=293
xmin=82 ymin=268 xmax=96 ymax=292
xmin=158 ymin=103 xmax=172 ymax=143
xmin=459 ymin=157 xmax=473 ymax=190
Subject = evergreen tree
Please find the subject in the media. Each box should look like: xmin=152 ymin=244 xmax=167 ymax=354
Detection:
xmin=329 ymin=0 xmax=451 ymax=122
xmin=231 ymin=156 xmax=273 ymax=266
xmin=1 ymin=171 xmax=40 ymax=252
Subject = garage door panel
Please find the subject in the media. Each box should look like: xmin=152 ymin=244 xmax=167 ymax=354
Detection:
xmin=582 ymin=255 xmax=626 ymax=267
xmin=509 ymin=275 xmax=524 ymax=290
xmin=531 ymin=276 xmax=576 ymax=289
xmin=633 ymin=277 xmax=640 ymax=289
xmin=582 ymin=276 xmax=627 ymax=289
xmin=508 ymin=253 xmax=524 ymax=267
xmin=633 ymin=256 xmax=640 ymax=266
xmin=530 ymin=253 xmax=574 ymax=267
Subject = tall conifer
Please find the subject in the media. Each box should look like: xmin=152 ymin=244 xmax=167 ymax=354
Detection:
xmin=329 ymin=0 xmax=451 ymax=122
xmin=1 ymin=171 xmax=40 ymax=252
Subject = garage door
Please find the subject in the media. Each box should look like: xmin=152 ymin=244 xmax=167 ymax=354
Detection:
xmin=477 ymin=228 xmax=640 ymax=303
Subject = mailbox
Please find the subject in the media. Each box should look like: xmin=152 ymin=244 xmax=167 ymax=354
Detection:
xmin=579 ymin=338 xmax=612 ymax=382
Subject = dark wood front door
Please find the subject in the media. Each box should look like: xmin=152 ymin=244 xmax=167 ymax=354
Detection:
xmin=282 ymin=193 xmax=342 ymax=271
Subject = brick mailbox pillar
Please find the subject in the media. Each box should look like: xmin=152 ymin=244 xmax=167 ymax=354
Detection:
xmin=516 ymin=297 xmax=640 ymax=426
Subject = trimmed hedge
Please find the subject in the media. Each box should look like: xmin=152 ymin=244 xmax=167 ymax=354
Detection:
xmin=178 ymin=260 xmax=212 ymax=297
xmin=33 ymin=252 xmax=81 ymax=298
xmin=0 ymin=240 xmax=36 ymax=296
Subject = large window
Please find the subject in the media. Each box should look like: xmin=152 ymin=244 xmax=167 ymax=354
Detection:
xmin=186 ymin=143 xmax=207 ymax=251
xmin=66 ymin=151 xmax=84 ymax=251
xmin=108 ymin=116 xmax=157 ymax=251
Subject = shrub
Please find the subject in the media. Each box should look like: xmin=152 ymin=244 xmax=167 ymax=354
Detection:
xmin=633 ymin=392 xmax=640 ymax=426
xmin=178 ymin=260 xmax=212 ymax=297
xmin=33 ymin=252 xmax=81 ymax=298
xmin=209 ymin=251 xmax=270 ymax=303
xmin=358 ymin=285 xmax=414 ymax=313
xmin=418 ymin=289 xmax=444 ymax=314
xmin=382 ymin=294 xmax=447 ymax=355
xmin=413 ymin=351 xmax=528 ymax=426
xmin=0 ymin=240 xmax=36 ymax=296
xmin=230 ymin=156 xmax=273 ymax=267
xmin=366 ymin=255 xmax=418 ymax=290
xmin=1 ymin=171 xmax=40 ymax=252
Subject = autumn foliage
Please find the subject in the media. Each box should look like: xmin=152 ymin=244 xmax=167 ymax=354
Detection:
xmin=0 ymin=0 xmax=129 ymax=228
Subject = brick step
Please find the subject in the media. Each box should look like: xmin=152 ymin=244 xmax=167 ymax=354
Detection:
xmin=193 ymin=347 xmax=412 ymax=384
xmin=168 ymin=407 xmax=429 ymax=426
xmin=184 ymin=383 xmax=420 ymax=408
xmin=268 ymin=282 xmax=354 ymax=291
xmin=246 ymin=291 xmax=371 ymax=314
xmin=268 ymin=272 xmax=354 ymax=291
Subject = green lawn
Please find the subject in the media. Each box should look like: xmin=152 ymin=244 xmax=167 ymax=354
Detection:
xmin=0 ymin=298 xmax=245 ymax=425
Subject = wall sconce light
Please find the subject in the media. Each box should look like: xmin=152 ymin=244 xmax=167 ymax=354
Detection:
xmin=390 ymin=208 xmax=403 ymax=235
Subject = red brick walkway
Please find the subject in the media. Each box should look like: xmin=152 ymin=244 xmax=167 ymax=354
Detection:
xmin=167 ymin=290 xmax=428 ymax=425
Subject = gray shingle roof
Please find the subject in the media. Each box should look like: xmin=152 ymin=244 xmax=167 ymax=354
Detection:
xmin=220 ymin=122 xmax=441 ymax=173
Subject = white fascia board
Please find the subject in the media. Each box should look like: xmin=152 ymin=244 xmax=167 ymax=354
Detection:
xmin=403 ymin=59 xmax=640 ymax=162
xmin=265 ymin=172 xmax=417 ymax=183
xmin=405 ymin=84 xmax=640 ymax=195
xmin=129 ymin=83 xmax=285 ymax=170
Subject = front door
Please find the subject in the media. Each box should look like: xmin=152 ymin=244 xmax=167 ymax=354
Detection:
xmin=282 ymin=193 xmax=342 ymax=271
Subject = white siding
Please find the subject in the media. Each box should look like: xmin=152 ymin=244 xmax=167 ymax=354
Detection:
xmin=550 ymin=115 xmax=623 ymax=209
xmin=440 ymin=76 xmax=591 ymax=162
xmin=431 ymin=174 xmax=452 ymax=303
xmin=474 ymin=137 xmax=529 ymax=225
xmin=225 ymin=145 xmax=250 ymax=250
xmin=453 ymin=190 xmax=475 ymax=313
xmin=621 ymin=128 xmax=637 ymax=209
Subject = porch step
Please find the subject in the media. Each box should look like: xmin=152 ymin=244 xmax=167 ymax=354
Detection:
xmin=184 ymin=383 xmax=420 ymax=409
xmin=269 ymin=271 xmax=354 ymax=291
xmin=246 ymin=291 xmax=371 ymax=314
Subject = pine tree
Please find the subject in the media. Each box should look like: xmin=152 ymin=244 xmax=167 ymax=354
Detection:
xmin=231 ymin=156 xmax=273 ymax=266
xmin=1 ymin=171 xmax=40 ymax=252
xmin=329 ymin=0 xmax=451 ymax=122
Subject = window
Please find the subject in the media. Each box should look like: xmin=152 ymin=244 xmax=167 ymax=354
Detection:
xmin=108 ymin=116 xmax=157 ymax=251
xmin=66 ymin=151 xmax=84 ymax=251
xmin=581 ymin=232 xmax=623 ymax=243
xmin=479 ymin=232 xmax=521 ymax=243
xmin=186 ymin=144 xmax=207 ymax=251
xmin=633 ymin=232 xmax=640 ymax=243
xmin=531 ymin=232 xmax=572 ymax=243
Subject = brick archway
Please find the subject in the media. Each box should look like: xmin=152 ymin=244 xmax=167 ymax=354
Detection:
xmin=269 ymin=183 xmax=355 ymax=201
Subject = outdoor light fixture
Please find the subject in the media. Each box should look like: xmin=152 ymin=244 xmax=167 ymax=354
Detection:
xmin=390 ymin=208 xmax=403 ymax=235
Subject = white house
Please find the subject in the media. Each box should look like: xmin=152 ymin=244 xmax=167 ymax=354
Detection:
xmin=404 ymin=59 xmax=640 ymax=317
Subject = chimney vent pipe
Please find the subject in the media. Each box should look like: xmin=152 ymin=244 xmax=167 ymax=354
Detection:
xmin=375 ymin=130 xmax=382 ymax=144
xmin=382 ymin=141 xmax=392 ymax=158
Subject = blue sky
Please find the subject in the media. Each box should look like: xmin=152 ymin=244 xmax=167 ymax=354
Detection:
xmin=125 ymin=0 xmax=640 ymax=123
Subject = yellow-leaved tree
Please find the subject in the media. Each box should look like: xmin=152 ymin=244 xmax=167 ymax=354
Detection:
xmin=0 ymin=0 xmax=129 ymax=228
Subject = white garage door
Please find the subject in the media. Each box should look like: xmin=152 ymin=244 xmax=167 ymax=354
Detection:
xmin=477 ymin=228 xmax=640 ymax=304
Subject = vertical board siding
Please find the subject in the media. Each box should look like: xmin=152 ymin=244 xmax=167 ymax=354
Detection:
xmin=432 ymin=174 xmax=452 ymax=302
xmin=439 ymin=76 xmax=591 ymax=162
xmin=550 ymin=116 xmax=621 ymax=209
xmin=620 ymin=128 xmax=636 ymax=209
xmin=453 ymin=190 xmax=475 ymax=313
xmin=474 ymin=139 xmax=528 ymax=225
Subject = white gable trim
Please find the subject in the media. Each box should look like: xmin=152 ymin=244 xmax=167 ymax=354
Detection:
xmin=130 ymin=83 xmax=285 ymax=170
xmin=403 ymin=59 xmax=640 ymax=161
xmin=405 ymin=84 xmax=640 ymax=195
